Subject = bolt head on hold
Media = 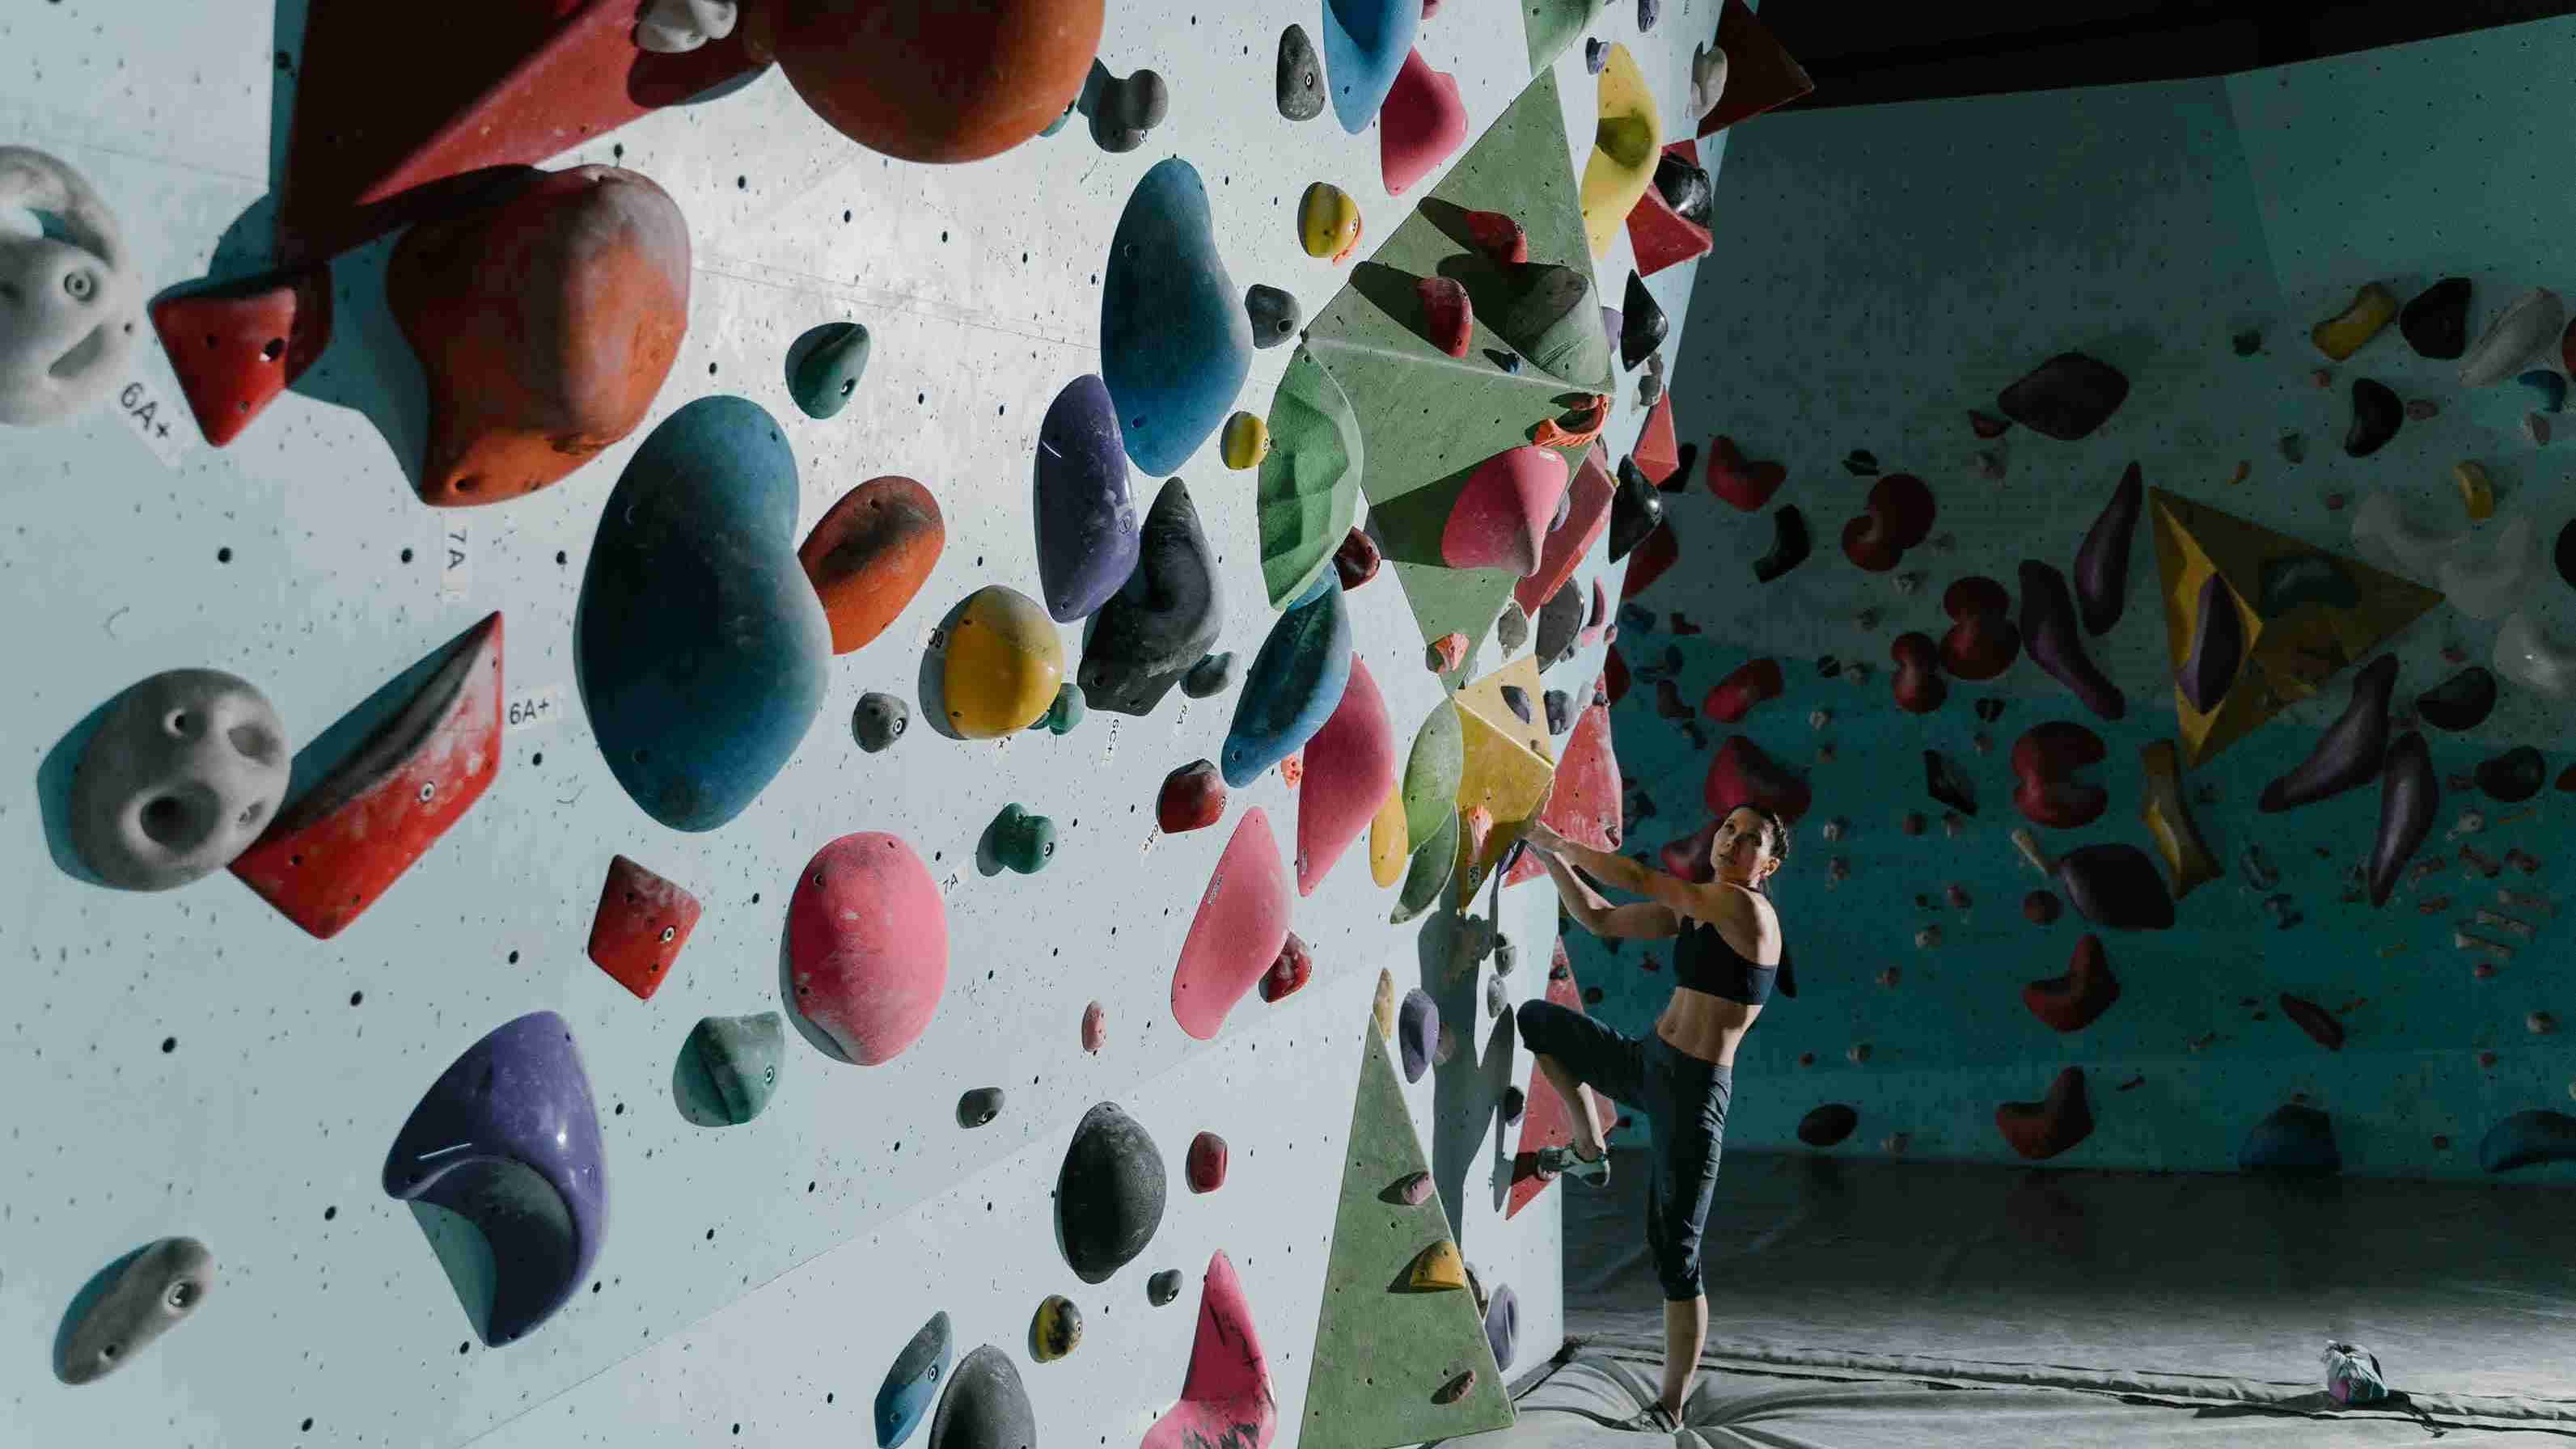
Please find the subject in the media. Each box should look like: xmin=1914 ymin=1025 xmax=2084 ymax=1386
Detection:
xmin=852 ymin=692 xmax=909 ymax=752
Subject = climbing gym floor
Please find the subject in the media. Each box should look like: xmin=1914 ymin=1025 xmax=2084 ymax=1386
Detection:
xmin=1450 ymin=1146 xmax=2576 ymax=1442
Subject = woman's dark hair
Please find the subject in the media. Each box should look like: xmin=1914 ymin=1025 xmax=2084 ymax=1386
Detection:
xmin=1718 ymin=805 xmax=1793 ymax=893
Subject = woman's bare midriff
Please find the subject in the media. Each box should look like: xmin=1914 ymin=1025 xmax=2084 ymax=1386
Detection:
xmin=1656 ymin=986 xmax=1761 ymax=1067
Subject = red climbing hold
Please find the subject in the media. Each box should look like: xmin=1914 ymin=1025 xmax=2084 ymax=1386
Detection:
xmin=1380 ymin=49 xmax=1467 ymax=197
xmin=1602 ymin=647 xmax=1631 ymax=705
xmin=1660 ymin=819 xmax=1719 ymax=883
xmin=1333 ymin=527 xmax=1383 ymax=589
xmin=1841 ymin=472 xmax=1936 ymax=572
xmin=1505 ymin=695 xmax=1623 ymax=885
xmin=2023 ymin=889 xmax=2062 ymax=925
xmin=1704 ymin=435 xmax=1787 ymax=512
xmin=1159 ymin=760 xmax=1229 ymax=833
xmin=1141 ymin=1251 xmax=1277 ymax=1449
xmin=1996 ymin=1067 xmax=2093 ymax=1160
xmin=2280 ymin=993 xmax=2345 ymax=1050
xmin=1296 ymin=658 xmax=1397 ymax=895
xmin=1702 ymin=658 xmax=1783 ymax=724
xmin=1507 ymin=955 xmax=1589 ymax=1219
xmin=2022 ymin=935 xmax=2119 ymax=1032
xmin=1622 ymin=519 xmax=1679 ymax=599
xmin=1625 ymin=174 xmax=1712 ymax=279
xmin=1462 ymin=209 xmax=1529 ymax=266
xmin=1890 ymin=633 xmax=1947 ymax=714
xmin=1186 ymin=1132 xmax=1229 ymax=1193
xmin=1631 ymin=392 xmax=1682 ymax=488
xmin=231 ymin=613 xmax=503 ymax=940
xmin=150 ymin=264 xmax=332 ymax=447
xmin=1698 ymin=0 xmax=1817 ymax=137
xmin=1939 ymin=576 xmax=2020 ymax=680
xmin=1443 ymin=446 xmax=1568 ymax=573
xmin=1703 ymin=734 xmax=1811 ymax=822
xmin=1516 ymin=445 xmax=1614 ymax=615
xmin=586 ymin=854 xmax=701 ymax=1001
xmin=1258 ymin=932 xmax=1313 ymax=1003
xmin=1171 ymin=808 xmax=1292 ymax=1040
xmin=787 ymin=833 xmax=949 ymax=1066
xmin=1416 ymin=277 xmax=1473 ymax=358
xmin=2011 ymin=721 xmax=2109 ymax=830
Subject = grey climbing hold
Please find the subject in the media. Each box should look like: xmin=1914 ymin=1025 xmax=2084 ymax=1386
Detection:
xmin=1246 ymin=284 xmax=1301 ymax=349
xmin=1398 ymin=988 xmax=1436 ymax=1081
xmin=786 ymin=321 xmax=870 ymax=420
xmin=958 ymin=1087 xmax=1005 ymax=1128
xmin=1081 ymin=478 xmax=1224 ymax=716
xmin=1491 ymin=264 xmax=1609 ymax=383
xmin=1057 ymin=1101 xmax=1167 ymax=1283
xmin=1535 ymin=579 xmax=1584 ymax=669
xmin=1182 ymin=651 xmax=1237 ymax=699
xmin=927 ymin=1344 xmax=1036 ymax=1449
xmin=1636 ymin=0 xmax=1660 ymax=32
xmin=1147 ymin=1268 xmax=1184 ymax=1306
xmin=1485 ymin=1282 xmax=1521 ymax=1369
xmin=1276 ymin=24 xmax=1324 ymax=120
xmin=853 ymin=692 xmax=910 ymax=752
xmin=1495 ymin=601 xmax=1530 ymax=653
xmin=1543 ymin=688 xmax=1571 ymax=735
xmin=1637 ymin=350 xmax=1667 ymax=408
xmin=1499 ymin=685 xmax=1533 ymax=724
xmin=1083 ymin=60 xmax=1169 ymax=154
xmin=1484 ymin=974 xmax=1505 ymax=1018
xmin=69 ymin=668 xmax=290 ymax=891
xmin=1494 ymin=936 xmax=1516 ymax=973
xmin=57 ymin=1236 xmax=214 ymax=1385
xmin=688 ymin=1012 xmax=785 ymax=1126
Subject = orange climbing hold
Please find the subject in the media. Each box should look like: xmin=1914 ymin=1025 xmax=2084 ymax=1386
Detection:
xmin=150 ymin=264 xmax=332 ymax=448
xmin=586 ymin=855 xmax=701 ymax=1001
xmin=1532 ymin=393 xmax=1609 ymax=450
xmin=1297 ymin=658 xmax=1398 ymax=895
xmin=1171 ymin=807 xmax=1292 ymax=1040
xmin=800 ymin=476 xmax=946 ymax=655
xmin=766 ymin=0 xmax=1102 ymax=165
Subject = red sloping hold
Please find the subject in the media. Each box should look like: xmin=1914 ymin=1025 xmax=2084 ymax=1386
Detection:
xmin=787 ymin=833 xmax=950 ymax=1065
xmin=1664 ymin=137 xmax=1702 ymax=169
xmin=1507 ymin=955 xmax=1589 ymax=1219
xmin=1172 ymin=807 xmax=1292 ymax=1040
xmin=1380 ymin=49 xmax=1467 ymax=198
xmin=1631 ymin=391 xmax=1681 ymax=488
xmin=231 ymin=614 xmax=503 ymax=940
xmin=1296 ymin=657 xmax=1397 ymax=895
xmin=1504 ymin=697 xmax=1622 ymax=885
xmin=1621 ymin=518 xmax=1678 ymax=599
xmin=1515 ymin=443 xmax=1613 ymax=615
xmin=1703 ymin=734 xmax=1811 ymax=822
xmin=1442 ymin=446 xmax=1568 ymax=573
xmin=1996 ymin=1067 xmax=2094 ymax=1160
xmin=1698 ymin=0 xmax=1816 ymax=137
xmin=149 ymin=264 xmax=332 ymax=447
xmin=276 ymin=0 xmax=759 ymax=260
xmin=586 ymin=854 xmax=701 ymax=1000
xmin=1626 ymin=181 xmax=1712 ymax=279
xmin=1603 ymin=647 xmax=1630 ymax=704
xmin=1142 ymin=1251 xmax=1277 ymax=1449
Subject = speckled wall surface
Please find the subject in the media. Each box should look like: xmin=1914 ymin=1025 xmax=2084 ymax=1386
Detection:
xmin=0 ymin=0 xmax=1722 ymax=1443
xmin=1610 ymin=20 xmax=2576 ymax=1178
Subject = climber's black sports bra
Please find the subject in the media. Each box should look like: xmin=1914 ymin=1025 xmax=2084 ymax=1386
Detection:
xmin=1674 ymin=916 xmax=1795 ymax=1003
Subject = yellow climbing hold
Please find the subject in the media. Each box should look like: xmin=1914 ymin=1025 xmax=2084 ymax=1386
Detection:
xmin=1401 ymin=1238 xmax=1469 ymax=1293
xmin=943 ymin=585 xmax=1064 ymax=738
xmin=1030 ymin=1293 xmax=1083 ymax=1362
xmin=1299 ymin=182 xmax=1364 ymax=263
xmin=2453 ymin=460 xmax=2495 ymax=522
xmin=1449 ymin=656 xmax=1556 ymax=902
xmin=1374 ymin=968 xmax=1397 ymax=1038
xmin=1222 ymin=411 xmax=1271 ymax=470
xmin=2310 ymin=283 xmax=2397 ymax=361
xmin=1580 ymin=44 xmax=1661 ymax=258
xmin=1368 ymin=784 xmax=1409 ymax=888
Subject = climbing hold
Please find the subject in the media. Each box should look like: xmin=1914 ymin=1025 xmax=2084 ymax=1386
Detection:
xmin=384 ymin=1012 xmax=603 ymax=1346
xmin=2367 ymin=732 xmax=2438 ymax=907
xmin=586 ymin=855 xmax=701 ymax=1000
xmin=1706 ymin=735 xmax=1811 ymax=822
xmin=2241 ymin=1104 xmax=2340 ymax=1175
xmin=1029 ymin=1295 xmax=1084 ymax=1363
xmin=2310 ymin=282 xmax=2396 ymax=361
xmin=1397 ymin=988 xmax=1436 ymax=1082
xmin=1059 ymin=1100 xmax=1168 ymax=1283
xmin=1034 ymin=375 xmax=1142 ymax=623
xmin=2477 ymin=746 xmax=2546 ymax=802
xmin=1335 ymin=530 xmax=1383 ymax=594
xmin=150 ymin=264 xmax=332 ymax=446
xmin=1939 ymin=576 xmax=2020 ymax=679
xmin=1246 ymin=285 xmax=1303 ymax=351
xmin=2260 ymin=656 xmax=2398 ymax=811
xmin=1401 ymin=703 xmax=1466 ymax=847
xmin=769 ymin=0 xmax=1097 ymax=163
xmin=1411 ymin=276 xmax=1475 ymax=360
xmin=1141 ymin=1253 xmax=1278 ymax=1449
xmin=2074 ymin=463 xmax=2144 ymax=636
xmin=2459 ymin=288 xmax=2563 ymax=387
xmin=1299 ymin=182 xmax=1365 ymax=262
xmin=2522 ymin=368 xmax=2570 ymax=413
xmin=686 ymin=1012 xmax=784 ymax=1126
xmin=1221 ymin=410 xmax=1272 ymax=468
xmin=1081 ymin=60 xmax=1169 ymax=153
xmin=1401 ymin=1237 xmax=1466 ymax=1291
xmin=1607 ymin=457 xmax=1666 ymax=563
xmin=1381 ymin=49 xmax=1466 ymax=196
xmin=1890 ymin=634 xmax=1946 ymax=714
xmin=2478 ymin=1110 xmax=2576 ymax=1172
xmin=2452 ymin=461 xmax=2496 ymax=523
xmin=1277 ymin=23 xmax=1326 ymax=118
xmin=1444 ymin=446 xmax=1567 ymax=573
xmin=2009 ymin=722 xmax=2107 ymax=829
xmin=927 ymin=1344 xmax=1038 ymax=1449
xmin=54 ymin=1236 xmax=214 ymax=1386
xmin=1043 ymin=683 xmax=1085 ymax=735
xmin=2400 ymin=278 xmax=2470 ymax=358
xmin=230 ymin=615 xmax=501 ymax=939
xmin=1262 ymin=931 xmax=1315 ymax=1003
xmin=389 ymin=166 xmax=686 ymax=506
xmin=1157 ymin=760 xmax=1228 ymax=834
xmin=1490 ymin=264 xmax=1609 ymax=382
xmin=1082 ymin=479 xmax=1224 ymax=715
xmin=2176 ymin=572 xmax=2246 ymax=715
xmin=2009 ymin=826 xmax=2173 ymax=930
xmin=1172 ymin=807 xmax=1292 ymax=1038
xmin=1433 ymin=1370 xmax=1478 ymax=1405
xmin=2279 ymin=994 xmax=2344 ymax=1050
xmin=788 ymin=833 xmax=948 ymax=1065
xmin=1223 ymin=579 xmax=1351 ymax=786
xmin=1183 ymin=653 xmax=1237 ymax=700
xmin=1427 ymin=632 xmax=1470 ymax=674
xmin=1495 ymin=601 xmax=1533 ymax=654
xmin=1256 ymin=346 xmax=1366 ymax=608
xmin=1320 ymin=0 xmax=1422 ymax=132
xmin=1704 ymin=435 xmax=1786 ymax=513
xmin=2019 ymin=560 xmax=2125 ymax=720
xmin=2024 ymin=890 xmax=2062 ymax=924
xmin=1584 ymin=37 xmax=1608 ymax=72
xmin=1580 ymin=44 xmax=1662 ymax=258
xmin=991 ymin=804 xmax=1057 ymax=874
xmin=1082 ymin=1001 xmax=1108 ymax=1054
xmin=1702 ymin=658 xmax=1782 ymax=724
xmin=2497 ymin=610 xmax=2576 ymax=698
xmin=942 ymin=585 xmax=1065 ymax=738
xmin=785 ymin=321 xmax=870 ymax=420
xmin=2343 ymin=378 xmax=2402 ymax=458
xmin=957 ymin=1088 xmax=1005 ymax=1130
xmin=878 ymin=1312 xmax=954 ymax=1448
xmin=853 ymin=693 xmax=912 ymax=754
xmin=1618 ymin=272 xmax=1666 ymax=372
xmin=1181 ymin=1131 xmax=1230 ymax=1194
xmin=1368 ymin=787 xmax=1411 ymax=887
xmin=0 ymin=147 xmax=141 ymax=427
xmin=1390 ymin=808 xmax=1458 ymax=923
xmin=1105 ymin=158 xmax=1253 ymax=475
xmin=67 ymin=668 xmax=289 ymax=892
xmin=803 ymin=475 xmax=947 ymax=655
xmin=1653 ymin=152 xmax=1714 ymax=229
xmin=1796 ymin=1104 xmax=1858 ymax=1147
xmin=2022 ymin=935 xmax=2118 ymax=1032
xmin=1995 ymin=1067 xmax=2093 ymax=1160
xmin=1542 ymin=690 xmax=1573 ymax=735
xmin=1297 ymin=658 xmax=1396 ymax=894
xmin=1996 ymin=352 xmax=2129 ymax=441
xmin=1148 ymin=1269 xmax=1185 ymax=1307
xmin=2138 ymin=740 xmax=2219 ymax=898
xmin=1753 ymin=505 xmax=1810 ymax=583
xmin=1533 ymin=578 xmax=1586 ymax=671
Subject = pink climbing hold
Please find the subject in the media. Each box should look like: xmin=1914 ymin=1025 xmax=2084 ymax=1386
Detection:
xmin=786 ymin=833 xmax=948 ymax=1065
xmin=1380 ymin=49 xmax=1467 ymax=198
xmin=1171 ymin=807 xmax=1292 ymax=1040
xmin=1416 ymin=277 xmax=1473 ymax=358
xmin=1442 ymin=446 xmax=1569 ymax=573
xmin=1505 ymin=695 xmax=1622 ymax=885
xmin=1516 ymin=444 xmax=1614 ymax=615
xmin=1460 ymin=805 xmax=1495 ymax=868
xmin=1462 ymin=209 xmax=1528 ymax=267
xmin=1082 ymin=1000 xmax=1108 ymax=1054
xmin=1186 ymin=1131 xmax=1229 ymax=1193
xmin=1296 ymin=657 xmax=1398 ymax=894
xmin=1142 ymin=1251 xmax=1277 ymax=1449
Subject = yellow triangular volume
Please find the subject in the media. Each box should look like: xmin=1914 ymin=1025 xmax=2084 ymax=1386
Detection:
xmin=1450 ymin=656 xmax=1556 ymax=901
xmin=2149 ymin=488 xmax=2443 ymax=767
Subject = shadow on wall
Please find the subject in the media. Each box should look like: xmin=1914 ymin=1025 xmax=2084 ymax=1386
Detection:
xmin=1419 ymin=896 xmax=1521 ymax=1236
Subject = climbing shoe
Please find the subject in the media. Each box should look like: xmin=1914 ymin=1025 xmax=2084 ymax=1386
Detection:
xmin=1534 ymin=1143 xmax=1611 ymax=1187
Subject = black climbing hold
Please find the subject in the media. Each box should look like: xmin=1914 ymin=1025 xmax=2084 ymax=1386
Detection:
xmin=1997 ymin=352 xmax=2130 ymax=441
xmin=1535 ymin=580 xmax=1584 ymax=670
xmin=853 ymin=692 xmax=909 ymax=752
xmin=1275 ymin=25 xmax=1324 ymax=121
xmin=1182 ymin=651 xmax=1236 ymax=699
xmin=1924 ymin=750 xmax=1977 ymax=815
xmin=2476 ymin=746 xmax=2546 ymax=803
xmin=1245 ymin=284 xmax=1301 ymax=349
xmin=1543 ymin=689 xmax=1572 ymax=735
xmin=2416 ymin=666 xmax=2497 ymax=733
xmin=1842 ymin=449 xmax=1879 ymax=476
xmin=1080 ymin=479 xmax=1223 ymax=716
xmin=1619 ymin=272 xmax=1666 ymax=373
xmin=2343 ymin=378 xmax=2401 ymax=458
xmin=957 ymin=1087 xmax=1005 ymax=1128
xmin=1147 ymin=1269 xmax=1184 ymax=1307
xmin=2176 ymin=572 xmax=2244 ymax=712
xmin=1499 ymin=684 xmax=1533 ymax=724
xmin=1585 ymin=38 xmax=1608 ymax=72
xmin=1500 ymin=1085 xmax=1525 ymax=1126
xmin=2399 ymin=277 xmax=2471 ymax=360
xmin=927 ymin=1344 xmax=1036 ymax=1449
xmin=1056 ymin=1101 xmax=1167 ymax=1284
xmin=2554 ymin=519 xmax=2576 ymax=590
xmin=1653 ymin=153 xmax=1711 ymax=227
xmin=1753 ymin=505 xmax=1810 ymax=583
xmin=1607 ymin=456 xmax=1664 ymax=561
xmin=2230 ymin=327 xmax=2263 ymax=357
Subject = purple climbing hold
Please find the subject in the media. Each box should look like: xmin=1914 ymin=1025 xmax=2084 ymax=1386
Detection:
xmin=2072 ymin=462 xmax=2143 ymax=636
xmin=1034 ymin=374 xmax=1141 ymax=623
xmin=2176 ymin=572 xmax=2243 ymax=712
xmin=1398 ymin=988 xmax=1436 ymax=1082
xmin=2019 ymin=560 xmax=2125 ymax=720
xmin=2261 ymin=656 xmax=2396 ymax=813
xmin=2367 ymin=731 xmax=2437 ymax=908
xmin=2480 ymin=1110 xmax=2576 ymax=1172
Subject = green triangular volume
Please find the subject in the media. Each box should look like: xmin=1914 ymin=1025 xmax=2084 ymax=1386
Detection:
xmin=1523 ymin=0 xmax=1612 ymax=77
xmin=1258 ymin=344 xmax=1367 ymax=610
xmin=1301 ymin=1020 xmax=1515 ymax=1447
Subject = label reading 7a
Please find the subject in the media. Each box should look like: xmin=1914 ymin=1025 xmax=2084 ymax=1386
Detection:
xmin=439 ymin=523 xmax=472 ymax=600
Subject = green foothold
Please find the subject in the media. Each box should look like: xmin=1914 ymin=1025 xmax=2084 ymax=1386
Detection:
xmin=1390 ymin=807 xmax=1461 ymax=924
xmin=786 ymin=322 xmax=871 ymax=420
xmin=1257 ymin=344 xmax=1368 ymax=610
xmin=994 ymin=803 xmax=1058 ymax=874
xmin=689 ymin=1012 xmax=785 ymax=1125
xmin=1046 ymin=682 xmax=1086 ymax=735
xmin=1401 ymin=703 xmax=1465 ymax=845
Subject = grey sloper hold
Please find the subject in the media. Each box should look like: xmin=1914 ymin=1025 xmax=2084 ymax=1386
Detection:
xmin=0 ymin=146 xmax=142 ymax=427
xmin=2460 ymin=289 xmax=2564 ymax=388
xmin=57 ymin=1237 xmax=214 ymax=1384
xmin=1535 ymin=578 xmax=1584 ymax=669
xmin=1276 ymin=24 xmax=1324 ymax=120
xmin=1182 ymin=651 xmax=1236 ymax=699
xmin=852 ymin=692 xmax=910 ymax=752
xmin=958 ymin=1087 xmax=1005 ymax=1127
xmin=1245 ymin=284 xmax=1301 ymax=349
xmin=1495 ymin=601 xmax=1531 ymax=654
xmin=1080 ymin=478 xmax=1224 ymax=716
xmin=70 ymin=668 xmax=290 ymax=890
xmin=1081 ymin=60 xmax=1170 ymax=153
xmin=689 ymin=1012 xmax=784 ymax=1125
xmin=928 ymin=1344 xmax=1036 ymax=1449
xmin=1056 ymin=1101 xmax=1167 ymax=1283
xmin=1147 ymin=1268 xmax=1184 ymax=1306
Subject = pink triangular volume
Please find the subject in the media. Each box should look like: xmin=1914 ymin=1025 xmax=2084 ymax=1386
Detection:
xmin=1172 ymin=807 xmax=1292 ymax=1039
xmin=1380 ymin=49 xmax=1467 ymax=198
xmin=1144 ymin=1250 xmax=1278 ymax=1449
xmin=1296 ymin=657 xmax=1397 ymax=895
xmin=1442 ymin=446 xmax=1568 ymax=573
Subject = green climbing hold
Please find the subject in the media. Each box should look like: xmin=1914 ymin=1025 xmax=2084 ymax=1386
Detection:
xmin=688 ymin=1012 xmax=785 ymax=1126
xmin=1257 ymin=344 xmax=1368 ymax=610
xmin=787 ymin=322 xmax=871 ymax=420
xmin=992 ymin=805 xmax=1057 ymax=875
xmin=1044 ymin=682 xmax=1086 ymax=734
xmin=1390 ymin=807 xmax=1461 ymax=924
xmin=1402 ymin=703 xmax=1466 ymax=844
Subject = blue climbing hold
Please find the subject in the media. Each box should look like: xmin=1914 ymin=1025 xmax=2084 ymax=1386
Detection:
xmin=2480 ymin=1109 xmax=2576 ymax=1173
xmin=577 ymin=396 xmax=829 ymax=831
xmin=1034 ymin=374 xmax=1141 ymax=622
xmin=1220 ymin=575 xmax=1351 ymax=787
xmin=877 ymin=1310 xmax=953 ymax=1448
xmin=786 ymin=321 xmax=870 ymax=420
xmin=1321 ymin=0 xmax=1421 ymax=133
xmin=2237 ymin=1104 xmax=2339 ymax=1175
xmin=1102 ymin=158 xmax=1252 ymax=475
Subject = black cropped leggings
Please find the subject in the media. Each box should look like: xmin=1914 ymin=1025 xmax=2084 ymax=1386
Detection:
xmin=1515 ymin=999 xmax=1730 ymax=1301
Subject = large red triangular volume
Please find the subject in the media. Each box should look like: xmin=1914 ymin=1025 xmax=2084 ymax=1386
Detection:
xmin=1698 ymin=0 xmax=1814 ymax=137
xmin=149 ymin=264 xmax=334 ymax=446
xmin=1664 ymin=137 xmax=1702 ymax=170
xmin=1626 ymin=183 xmax=1711 ymax=279
xmin=1143 ymin=1251 xmax=1278 ymax=1449
xmin=1506 ymin=948 xmax=1589 ymax=1219
xmin=277 ymin=1 xmax=759 ymax=260
xmin=1504 ymin=695 xmax=1621 ymax=885
xmin=1631 ymin=391 xmax=1681 ymax=486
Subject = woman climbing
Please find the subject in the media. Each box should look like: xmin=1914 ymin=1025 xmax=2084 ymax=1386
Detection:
xmin=1514 ymin=804 xmax=1796 ymax=1431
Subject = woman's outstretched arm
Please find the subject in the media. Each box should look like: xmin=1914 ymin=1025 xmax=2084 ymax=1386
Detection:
xmin=1527 ymin=822 xmax=1711 ymax=922
xmin=1542 ymin=847 xmax=1680 ymax=940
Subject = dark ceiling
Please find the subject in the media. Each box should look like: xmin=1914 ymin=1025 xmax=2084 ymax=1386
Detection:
xmin=1756 ymin=0 xmax=2576 ymax=110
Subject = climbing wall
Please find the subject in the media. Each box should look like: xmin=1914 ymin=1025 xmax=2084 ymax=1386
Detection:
xmin=0 ymin=0 xmax=1728 ymax=1443
xmin=1612 ymin=19 xmax=2576 ymax=1179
